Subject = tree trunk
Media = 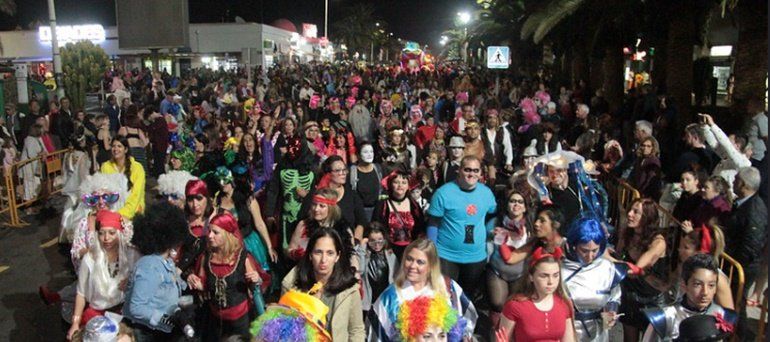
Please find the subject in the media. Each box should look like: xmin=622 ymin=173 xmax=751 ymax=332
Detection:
xmin=664 ymin=0 xmax=696 ymax=127
xmin=572 ymin=45 xmax=589 ymax=86
xmin=589 ymin=54 xmax=604 ymax=94
xmin=732 ymin=0 xmax=768 ymax=103
xmin=604 ymin=45 xmax=624 ymax=112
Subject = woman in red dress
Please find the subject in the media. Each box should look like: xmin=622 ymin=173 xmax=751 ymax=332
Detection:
xmin=497 ymin=246 xmax=576 ymax=342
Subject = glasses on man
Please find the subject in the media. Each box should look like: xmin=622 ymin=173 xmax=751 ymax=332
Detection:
xmin=82 ymin=193 xmax=120 ymax=207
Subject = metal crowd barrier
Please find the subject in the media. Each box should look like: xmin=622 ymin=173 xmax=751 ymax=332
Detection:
xmin=602 ymin=175 xmax=746 ymax=324
xmin=603 ymin=176 xmax=641 ymax=227
xmin=3 ymin=148 xmax=71 ymax=227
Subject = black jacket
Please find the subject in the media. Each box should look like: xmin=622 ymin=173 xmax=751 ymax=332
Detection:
xmin=724 ymin=194 xmax=767 ymax=270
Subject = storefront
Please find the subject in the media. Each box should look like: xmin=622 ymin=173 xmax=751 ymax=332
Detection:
xmin=0 ymin=21 xmax=329 ymax=76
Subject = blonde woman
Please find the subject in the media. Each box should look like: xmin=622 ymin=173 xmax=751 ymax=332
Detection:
xmin=368 ymin=238 xmax=477 ymax=341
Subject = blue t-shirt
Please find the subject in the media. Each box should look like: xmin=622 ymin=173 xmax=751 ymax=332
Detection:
xmin=428 ymin=181 xmax=496 ymax=263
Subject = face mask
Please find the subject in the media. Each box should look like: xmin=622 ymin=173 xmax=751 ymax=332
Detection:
xmin=361 ymin=145 xmax=375 ymax=163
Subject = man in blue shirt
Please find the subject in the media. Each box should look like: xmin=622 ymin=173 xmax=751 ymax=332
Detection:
xmin=427 ymin=155 xmax=496 ymax=299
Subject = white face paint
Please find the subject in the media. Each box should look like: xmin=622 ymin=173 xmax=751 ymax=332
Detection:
xmin=360 ymin=145 xmax=375 ymax=163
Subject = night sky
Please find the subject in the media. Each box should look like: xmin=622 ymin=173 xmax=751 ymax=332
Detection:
xmin=1 ymin=0 xmax=474 ymax=48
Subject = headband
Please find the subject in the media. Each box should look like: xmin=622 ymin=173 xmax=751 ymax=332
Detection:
xmin=185 ymin=179 xmax=209 ymax=197
xmin=210 ymin=212 xmax=242 ymax=241
xmin=530 ymin=246 xmax=563 ymax=268
xmin=698 ymin=225 xmax=713 ymax=254
xmin=312 ymin=195 xmax=338 ymax=206
xmin=96 ymin=210 xmax=123 ymax=231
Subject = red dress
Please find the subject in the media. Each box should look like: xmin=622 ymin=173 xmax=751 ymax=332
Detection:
xmin=502 ymin=295 xmax=573 ymax=342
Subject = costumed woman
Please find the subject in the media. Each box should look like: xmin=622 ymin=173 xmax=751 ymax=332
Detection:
xmin=157 ymin=170 xmax=197 ymax=209
xmin=59 ymin=127 xmax=94 ymax=242
xmin=66 ymin=210 xmax=139 ymax=340
xmin=371 ymin=170 xmax=426 ymax=260
xmin=37 ymin=173 xmax=128 ymax=317
xmin=381 ymin=128 xmax=416 ymax=173
xmin=213 ymin=165 xmax=277 ymax=271
xmin=186 ymin=212 xmax=271 ymax=340
xmin=485 ymin=190 xmax=531 ymax=333
xmin=392 ymin=294 xmax=467 ymax=342
xmin=287 ymin=188 xmax=350 ymax=261
xmin=562 ymin=217 xmax=625 ymax=341
xmin=264 ymin=128 xmax=316 ymax=253
xmin=168 ymin=148 xmax=196 ymax=173
xmin=612 ymin=198 xmax=668 ymax=342
xmin=101 ymin=136 xmax=145 ymax=220
xmin=369 ymin=238 xmax=477 ymax=341
xmin=282 ymin=228 xmax=365 ymax=341
xmin=177 ymin=179 xmax=214 ymax=280
xmin=122 ymin=202 xmax=189 ymax=340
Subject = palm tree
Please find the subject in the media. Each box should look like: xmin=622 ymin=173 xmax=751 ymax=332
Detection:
xmin=331 ymin=3 xmax=380 ymax=58
xmin=440 ymin=27 xmax=470 ymax=61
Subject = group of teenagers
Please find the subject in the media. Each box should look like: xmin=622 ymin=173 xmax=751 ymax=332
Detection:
xmin=30 ymin=62 xmax=766 ymax=342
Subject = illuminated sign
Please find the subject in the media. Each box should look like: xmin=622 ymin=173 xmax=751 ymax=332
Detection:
xmin=39 ymin=25 xmax=106 ymax=45
xmin=302 ymin=23 xmax=317 ymax=38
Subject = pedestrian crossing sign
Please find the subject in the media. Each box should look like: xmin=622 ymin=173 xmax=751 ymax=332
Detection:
xmin=487 ymin=46 xmax=509 ymax=69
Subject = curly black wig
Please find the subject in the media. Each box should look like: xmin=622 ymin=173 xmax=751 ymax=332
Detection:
xmin=131 ymin=202 xmax=188 ymax=255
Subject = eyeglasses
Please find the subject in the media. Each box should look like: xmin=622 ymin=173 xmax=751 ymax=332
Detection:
xmin=463 ymin=168 xmax=481 ymax=174
xmin=330 ymin=168 xmax=348 ymax=174
xmin=82 ymin=193 xmax=120 ymax=207
xmin=368 ymin=239 xmax=386 ymax=246
xmin=509 ymin=199 xmax=525 ymax=204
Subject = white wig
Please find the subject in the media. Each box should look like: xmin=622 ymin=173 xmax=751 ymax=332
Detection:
xmin=158 ymin=171 xmax=198 ymax=199
xmin=79 ymin=172 xmax=129 ymax=211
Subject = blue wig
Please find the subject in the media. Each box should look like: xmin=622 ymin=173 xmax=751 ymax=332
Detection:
xmin=566 ymin=217 xmax=607 ymax=264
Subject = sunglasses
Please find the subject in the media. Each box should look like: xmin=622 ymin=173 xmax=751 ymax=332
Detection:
xmin=463 ymin=168 xmax=481 ymax=174
xmin=161 ymin=193 xmax=181 ymax=201
xmin=82 ymin=193 xmax=120 ymax=207
xmin=368 ymin=239 xmax=386 ymax=246
xmin=509 ymin=199 xmax=525 ymax=204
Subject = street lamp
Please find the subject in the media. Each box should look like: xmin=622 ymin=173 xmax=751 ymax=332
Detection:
xmin=457 ymin=12 xmax=471 ymax=63
xmin=440 ymin=35 xmax=448 ymax=46
xmin=458 ymin=12 xmax=471 ymax=25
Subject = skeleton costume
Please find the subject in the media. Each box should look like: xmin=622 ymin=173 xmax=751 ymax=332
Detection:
xmin=265 ymin=136 xmax=315 ymax=250
xmin=641 ymin=300 xmax=737 ymax=341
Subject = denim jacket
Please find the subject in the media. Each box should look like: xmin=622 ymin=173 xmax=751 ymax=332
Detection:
xmin=123 ymin=254 xmax=186 ymax=333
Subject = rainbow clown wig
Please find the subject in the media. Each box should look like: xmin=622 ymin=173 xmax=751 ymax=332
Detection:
xmin=396 ymin=295 xmax=467 ymax=342
xmin=250 ymin=284 xmax=332 ymax=342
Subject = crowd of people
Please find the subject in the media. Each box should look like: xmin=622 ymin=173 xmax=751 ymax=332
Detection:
xmin=20 ymin=60 xmax=766 ymax=341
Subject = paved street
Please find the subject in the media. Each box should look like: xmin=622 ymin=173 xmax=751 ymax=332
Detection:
xmin=0 ymin=196 xmax=71 ymax=341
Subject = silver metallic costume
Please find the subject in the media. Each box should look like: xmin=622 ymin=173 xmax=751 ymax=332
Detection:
xmin=562 ymin=257 xmax=625 ymax=341
xmin=641 ymin=301 xmax=737 ymax=341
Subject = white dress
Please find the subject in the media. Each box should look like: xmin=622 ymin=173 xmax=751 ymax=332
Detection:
xmin=19 ymin=135 xmax=44 ymax=201
xmin=59 ymin=150 xmax=91 ymax=242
